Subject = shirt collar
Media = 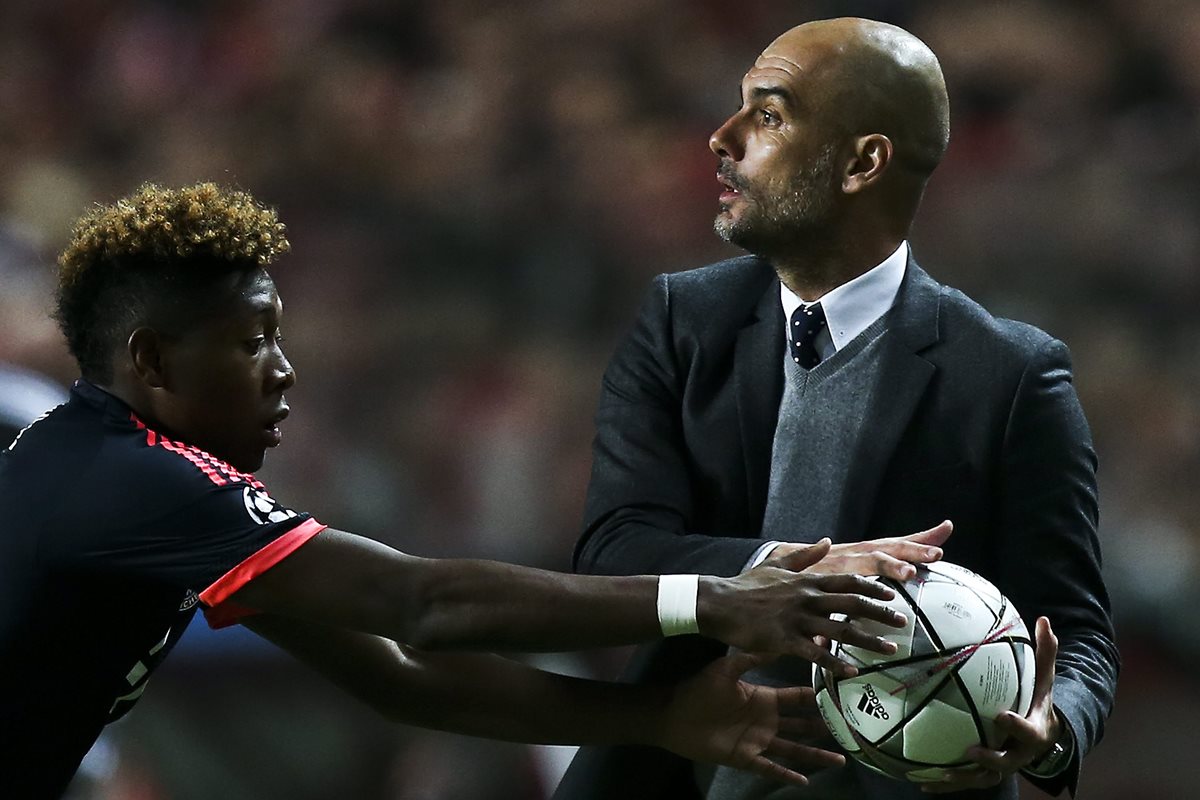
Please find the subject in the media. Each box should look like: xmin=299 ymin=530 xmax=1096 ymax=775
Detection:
xmin=779 ymin=240 xmax=908 ymax=351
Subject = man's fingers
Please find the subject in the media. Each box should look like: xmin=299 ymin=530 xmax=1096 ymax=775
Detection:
xmin=866 ymin=522 xmax=950 ymax=579
xmin=764 ymin=738 xmax=847 ymax=769
xmin=968 ymin=741 xmax=1029 ymax=774
xmin=773 ymin=538 xmax=832 ymax=572
xmin=823 ymin=624 xmax=900 ymax=656
xmin=919 ymin=766 xmax=1002 ymax=793
xmin=790 ymin=638 xmax=859 ymax=678
xmin=875 ymin=556 xmax=918 ymax=582
xmin=813 ymin=574 xmax=896 ymax=601
xmin=903 ymin=520 xmax=953 ymax=547
xmin=813 ymin=593 xmax=907 ymax=628
xmin=803 ymin=606 xmax=906 ymax=655
xmin=745 ymin=756 xmax=809 ymax=787
xmin=816 ymin=543 xmax=942 ymax=581
xmin=777 ymin=717 xmax=830 ymax=738
xmin=773 ymin=685 xmax=818 ymax=711
xmin=872 ymin=546 xmax=943 ymax=580
xmin=993 ymin=709 xmax=1038 ymax=745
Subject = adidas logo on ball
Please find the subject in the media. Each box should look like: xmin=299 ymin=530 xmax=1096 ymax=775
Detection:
xmin=857 ymin=685 xmax=890 ymax=720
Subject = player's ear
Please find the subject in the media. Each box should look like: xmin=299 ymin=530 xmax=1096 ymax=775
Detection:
xmin=127 ymin=327 xmax=168 ymax=389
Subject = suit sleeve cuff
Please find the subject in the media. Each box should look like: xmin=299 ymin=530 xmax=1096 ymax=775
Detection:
xmin=1021 ymin=705 xmax=1080 ymax=796
xmin=1024 ymin=709 xmax=1076 ymax=777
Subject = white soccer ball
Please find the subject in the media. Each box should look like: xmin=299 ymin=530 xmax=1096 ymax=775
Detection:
xmin=812 ymin=561 xmax=1035 ymax=783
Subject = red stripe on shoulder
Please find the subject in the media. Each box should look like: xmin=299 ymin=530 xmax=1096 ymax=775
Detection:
xmin=198 ymin=518 xmax=326 ymax=609
xmin=129 ymin=412 xmax=264 ymax=488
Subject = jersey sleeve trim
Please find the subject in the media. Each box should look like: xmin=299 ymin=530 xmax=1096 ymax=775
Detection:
xmin=202 ymin=599 xmax=257 ymax=630
xmin=198 ymin=517 xmax=326 ymax=608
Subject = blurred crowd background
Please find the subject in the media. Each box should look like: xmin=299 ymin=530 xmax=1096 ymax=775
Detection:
xmin=1 ymin=0 xmax=1194 ymax=797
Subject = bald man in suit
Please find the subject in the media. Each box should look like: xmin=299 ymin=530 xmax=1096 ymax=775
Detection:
xmin=556 ymin=18 xmax=1116 ymax=800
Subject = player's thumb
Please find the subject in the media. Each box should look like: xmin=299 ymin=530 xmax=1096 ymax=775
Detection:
xmin=773 ymin=538 xmax=832 ymax=572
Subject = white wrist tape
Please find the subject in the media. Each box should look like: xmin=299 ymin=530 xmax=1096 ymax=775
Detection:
xmin=657 ymin=574 xmax=700 ymax=637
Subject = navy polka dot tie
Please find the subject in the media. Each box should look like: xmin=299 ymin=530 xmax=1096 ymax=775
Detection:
xmin=789 ymin=302 xmax=826 ymax=369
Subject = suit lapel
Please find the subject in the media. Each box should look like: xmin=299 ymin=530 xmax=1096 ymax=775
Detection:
xmin=735 ymin=278 xmax=785 ymax=531
xmin=836 ymin=258 xmax=943 ymax=541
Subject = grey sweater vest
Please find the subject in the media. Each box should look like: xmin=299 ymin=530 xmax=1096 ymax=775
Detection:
xmin=761 ymin=315 xmax=890 ymax=543
xmin=704 ymin=317 xmax=891 ymax=800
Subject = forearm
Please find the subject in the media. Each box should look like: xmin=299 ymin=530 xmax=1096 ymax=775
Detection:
xmin=247 ymin=615 xmax=670 ymax=746
xmin=388 ymin=649 xmax=671 ymax=745
xmin=405 ymin=556 xmax=669 ymax=651
xmin=235 ymin=528 xmax=711 ymax=652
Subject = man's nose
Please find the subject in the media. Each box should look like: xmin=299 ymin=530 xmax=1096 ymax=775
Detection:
xmin=709 ymin=114 xmax=744 ymax=160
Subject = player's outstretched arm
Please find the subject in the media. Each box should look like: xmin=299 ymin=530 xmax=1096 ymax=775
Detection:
xmin=243 ymin=614 xmax=842 ymax=785
xmin=230 ymin=528 xmax=906 ymax=673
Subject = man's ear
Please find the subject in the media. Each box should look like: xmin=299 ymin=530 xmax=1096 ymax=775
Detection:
xmin=127 ymin=327 xmax=168 ymax=389
xmin=842 ymin=133 xmax=893 ymax=194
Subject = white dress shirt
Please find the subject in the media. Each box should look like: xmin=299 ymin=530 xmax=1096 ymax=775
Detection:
xmin=779 ymin=239 xmax=908 ymax=361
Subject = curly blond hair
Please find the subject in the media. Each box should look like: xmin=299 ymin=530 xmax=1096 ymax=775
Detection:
xmin=55 ymin=182 xmax=291 ymax=381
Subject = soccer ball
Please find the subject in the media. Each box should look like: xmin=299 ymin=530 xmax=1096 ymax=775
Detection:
xmin=812 ymin=561 xmax=1035 ymax=783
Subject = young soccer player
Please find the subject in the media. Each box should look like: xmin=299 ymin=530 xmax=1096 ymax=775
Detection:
xmin=0 ymin=183 xmax=945 ymax=797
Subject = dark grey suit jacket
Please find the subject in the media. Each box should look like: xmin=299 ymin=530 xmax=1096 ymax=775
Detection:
xmin=555 ymin=254 xmax=1117 ymax=799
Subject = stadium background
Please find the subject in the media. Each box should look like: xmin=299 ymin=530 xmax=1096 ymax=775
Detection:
xmin=1 ymin=0 xmax=1193 ymax=796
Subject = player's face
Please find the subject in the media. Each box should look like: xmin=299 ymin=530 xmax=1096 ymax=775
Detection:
xmin=157 ymin=269 xmax=295 ymax=472
xmin=709 ymin=42 xmax=843 ymax=253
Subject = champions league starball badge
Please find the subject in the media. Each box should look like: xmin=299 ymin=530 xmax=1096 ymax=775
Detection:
xmin=242 ymin=486 xmax=298 ymax=525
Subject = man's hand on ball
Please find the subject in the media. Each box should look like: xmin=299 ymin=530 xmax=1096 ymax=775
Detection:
xmin=920 ymin=616 xmax=1062 ymax=793
xmin=700 ymin=539 xmax=909 ymax=677
xmin=656 ymin=651 xmax=846 ymax=787
xmin=766 ymin=520 xmax=953 ymax=582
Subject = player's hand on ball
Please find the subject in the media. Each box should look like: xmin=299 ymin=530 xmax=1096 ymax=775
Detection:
xmin=657 ymin=651 xmax=845 ymax=786
xmin=920 ymin=616 xmax=1062 ymax=794
xmin=767 ymin=520 xmax=953 ymax=582
xmin=700 ymin=539 xmax=909 ymax=677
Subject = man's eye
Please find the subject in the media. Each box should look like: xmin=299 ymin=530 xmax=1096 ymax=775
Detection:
xmin=759 ymin=109 xmax=779 ymax=125
xmin=245 ymin=336 xmax=265 ymax=353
